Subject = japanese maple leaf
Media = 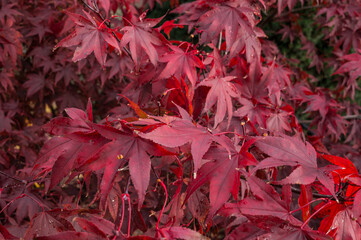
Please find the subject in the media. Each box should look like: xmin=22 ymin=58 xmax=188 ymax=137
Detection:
xmin=234 ymin=98 xmax=269 ymax=128
xmin=198 ymin=47 xmax=240 ymax=127
xmin=198 ymin=76 xmax=239 ymax=128
xmin=225 ymin=223 xmax=267 ymax=240
xmin=258 ymin=225 xmax=331 ymax=240
xmin=185 ymin=138 xmax=258 ymax=218
xmin=0 ymin=225 xmax=16 ymax=240
xmin=24 ymin=212 xmax=66 ymax=239
xmin=322 ymin=154 xmax=358 ymax=181
xmin=334 ymin=50 xmax=361 ymax=99
xmin=0 ymin=19 xmax=23 ymax=66
xmin=34 ymin=100 xmax=107 ymax=189
xmin=158 ymin=44 xmax=204 ymax=88
xmin=159 ymin=20 xmax=184 ymax=38
xmin=277 ymin=0 xmax=302 ymax=15
xmin=88 ymin=123 xmax=171 ymax=209
xmin=7 ymin=193 xmax=44 ymax=224
xmin=322 ymin=154 xmax=360 ymax=201
xmin=0 ymin=70 xmax=14 ymax=92
xmin=54 ymin=10 xmax=120 ymax=67
xmin=261 ymin=61 xmax=293 ymax=106
xmin=120 ymin=13 xmax=167 ymax=67
xmin=237 ymin=57 xmax=268 ymax=101
xmin=0 ymin=109 xmax=13 ymax=132
xmin=266 ymin=111 xmax=292 ymax=133
xmin=229 ymin=27 xmax=264 ymax=62
xmin=239 ymin=175 xmax=302 ymax=226
xmin=23 ymin=74 xmax=53 ymax=98
xmin=36 ymin=232 xmax=103 ymax=240
xmin=352 ymin=190 xmax=361 ymax=220
xmin=197 ymin=2 xmax=256 ymax=52
xmin=252 ymin=136 xmax=339 ymax=198
xmin=252 ymin=135 xmax=318 ymax=185
xmin=156 ymin=226 xmax=206 ymax=239
xmin=278 ymin=25 xmax=297 ymax=43
xmin=141 ymin=105 xmax=229 ymax=173
xmin=300 ymin=36 xmax=323 ymax=73
xmin=330 ymin=207 xmax=361 ymax=240
xmin=336 ymin=19 xmax=361 ymax=53
xmin=0 ymin=0 xmax=22 ymax=23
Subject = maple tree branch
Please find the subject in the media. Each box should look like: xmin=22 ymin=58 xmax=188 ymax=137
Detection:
xmin=299 ymin=114 xmax=361 ymax=124
xmin=344 ymin=114 xmax=361 ymax=120
xmin=0 ymin=194 xmax=26 ymax=215
xmin=278 ymin=5 xmax=323 ymax=18
xmin=80 ymin=0 xmax=96 ymax=12
xmin=272 ymin=184 xmax=334 ymax=199
xmin=91 ymin=0 xmax=99 ymax=13
xmin=260 ymin=5 xmax=322 ymax=28
xmin=0 ymin=171 xmax=26 ymax=184
xmin=259 ymin=8 xmax=277 ymax=28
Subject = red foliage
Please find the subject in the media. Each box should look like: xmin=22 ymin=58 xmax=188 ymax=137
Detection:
xmin=1 ymin=0 xmax=361 ymax=239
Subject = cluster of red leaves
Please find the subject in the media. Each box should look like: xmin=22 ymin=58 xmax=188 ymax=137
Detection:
xmin=1 ymin=0 xmax=361 ymax=239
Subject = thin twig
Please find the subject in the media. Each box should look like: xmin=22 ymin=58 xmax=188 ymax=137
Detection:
xmin=272 ymin=184 xmax=334 ymax=199
xmin=278 ymin=5 xmax=323 ymax=18
xmin=0 ymin=171 xmax=26 ymax=184
xmin=344 ymin=114 xmax=361 ymax=120
xmin=299 ymin=114 xmax=361 ymax=124
xmin=259 ymin=5 xmax=322 ymax=28
xmin=217 ymin=32 xmax=222 ymax=50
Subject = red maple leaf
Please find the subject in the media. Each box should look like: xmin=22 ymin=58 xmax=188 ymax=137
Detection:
xmin=34 ymin=100 xmax=106 ymax=189
xmin=334 ymin=50 xmax=361 ymax=99
xmin=252 ymin=135 xmax=339 ymax=200
xmin=0 ymin=19 xmax=23 ymax=66
xmin=197 ymin=2 xmax=256 ymax=53
xmin=278 ymin=0 xmax=303 ymax=15
xmin=120 ymin=13 xmax=167 ymax=67
xmin=158 ymin=44 xmax=204 ymax=89
xmin=88 ymin=122 xmax=171 ymax=209
xmin=329 ymin=207 xmax=361 ymax=240
xmin=24 ymin=212 xmax=66 ymax=239
xmin=141 ymin=105 xmax=231 ymax=174
xmin=185 ymin=138 xmax=258 ymax=218
xmin=252 ymin=135 xmax=318 ymax=185
xmin=156 ymin=226 xmax=205 ymax=239
xmin=198 ymin=75 xmax=239 ymax=128
xmin=54 ymin=10 xmax=120 ymax=67
xmin=239 ymin=175 xmax=302 ymax=226
xmin=266 ymin=111 xmax=292 ymax=133
xmin=198 ymin=47 xmax=240 ymax=127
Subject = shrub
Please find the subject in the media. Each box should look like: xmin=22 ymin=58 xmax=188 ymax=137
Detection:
xmin=1 ymin=0 xmax=361 ymax=239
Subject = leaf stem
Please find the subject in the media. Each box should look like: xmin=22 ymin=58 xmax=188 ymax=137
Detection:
xmin=114 ymin=195 xmax=126 ymax=240
xmin=151 ymin=165 xmax=168 ymax=230
xmin=126 ymin=194 xmax=131 ymax=237
xmin=25 ymin=194 xmax=46 ymax=212
xmin=289 ymin=198 xmax=327 ymax=214
xmin=0 ymin=194 xmax=25 ymax=215
xmin=156 ymin=179 xmax=168 ymax=230
xmin=301 ymin=201 xmax=332 ymax=229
